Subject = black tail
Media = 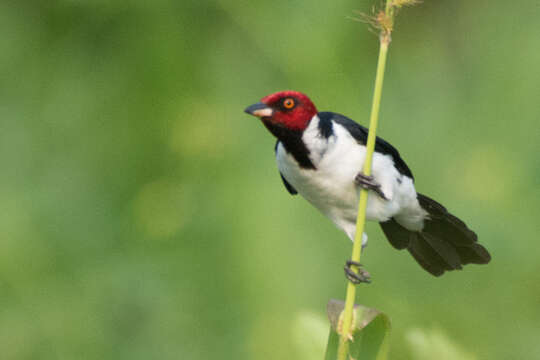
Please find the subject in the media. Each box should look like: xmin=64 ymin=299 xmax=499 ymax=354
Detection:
xmin=380 ymin=193 xmax=491 ymax=276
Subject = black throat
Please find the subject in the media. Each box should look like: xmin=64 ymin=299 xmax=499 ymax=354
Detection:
xmin=263 ymin=120 xmax=315 ymax=169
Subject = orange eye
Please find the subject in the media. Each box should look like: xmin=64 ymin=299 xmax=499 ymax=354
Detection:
xmin=283 ymin=98 xmax=295 ymax=109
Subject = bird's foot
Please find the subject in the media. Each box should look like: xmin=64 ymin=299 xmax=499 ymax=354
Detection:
xmin=344 ymin=260 xmax=371 ymax=284
xmin=354 ymin=173 xmax=388 ymax=200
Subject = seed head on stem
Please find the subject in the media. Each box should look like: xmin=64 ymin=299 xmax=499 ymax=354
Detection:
xmin=336 ymin=1 xmax=420 ymax=359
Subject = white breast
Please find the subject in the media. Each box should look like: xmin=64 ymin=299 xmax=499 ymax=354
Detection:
xmin=276 ymin=115 xmax=427 ymax=241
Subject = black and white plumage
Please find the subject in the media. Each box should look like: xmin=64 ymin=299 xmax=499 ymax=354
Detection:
xmin=245 ymin=91 xmax=491 ymax=276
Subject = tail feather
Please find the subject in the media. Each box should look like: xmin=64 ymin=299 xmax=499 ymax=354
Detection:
xmin=419 ymin=193 xmax=478 ymax=246
xmin=456 ymin=243 xmax=491 ymax=265
xmin=407 ymin=234 xmax=446 ymax=276
xmin=422 ymin=232 xmax=462 ymax=270
xmin=379 ymin=216 xmax=410 ymax=250
xmin=380 ymin=193 xmax=491 ymax=277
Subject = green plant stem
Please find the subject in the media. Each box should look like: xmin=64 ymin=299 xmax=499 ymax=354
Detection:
xmin=336 ymin=10 xmax=393 ymax=360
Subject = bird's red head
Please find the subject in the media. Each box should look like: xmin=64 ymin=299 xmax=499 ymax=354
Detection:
xmin=244 ymin=91 xmax=317 ymax=132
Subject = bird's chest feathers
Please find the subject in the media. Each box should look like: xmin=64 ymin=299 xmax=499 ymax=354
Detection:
xmin=276 ymin=121 xmax=364 ymax=210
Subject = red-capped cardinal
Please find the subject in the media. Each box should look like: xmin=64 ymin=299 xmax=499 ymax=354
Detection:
xmin=245 ymin=90 xmax=490 ymax=283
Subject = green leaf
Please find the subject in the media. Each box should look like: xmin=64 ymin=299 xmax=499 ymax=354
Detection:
xmin=325 ymin=299 xmax=391 ymax=360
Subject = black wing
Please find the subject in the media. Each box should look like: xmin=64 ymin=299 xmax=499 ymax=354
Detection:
xmin=275 ymin=140 xmax=298 ymax=195
xmin=318 ymin=112 xmax=414 ymax=180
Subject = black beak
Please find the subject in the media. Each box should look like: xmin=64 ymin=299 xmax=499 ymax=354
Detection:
xmin=244 ymin=102 xmax=273 ymax=117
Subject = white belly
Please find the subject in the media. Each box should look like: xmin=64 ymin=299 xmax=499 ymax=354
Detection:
xmin=276 ymin=121 xmax=425 ymax=241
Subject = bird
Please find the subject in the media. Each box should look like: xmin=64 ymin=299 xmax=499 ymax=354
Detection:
xmin=244 ymin=90 xmax=491 ymax=283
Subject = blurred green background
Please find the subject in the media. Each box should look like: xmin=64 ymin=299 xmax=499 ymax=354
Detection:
xmin=1 ymin=1 xmax=539 ymax=359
